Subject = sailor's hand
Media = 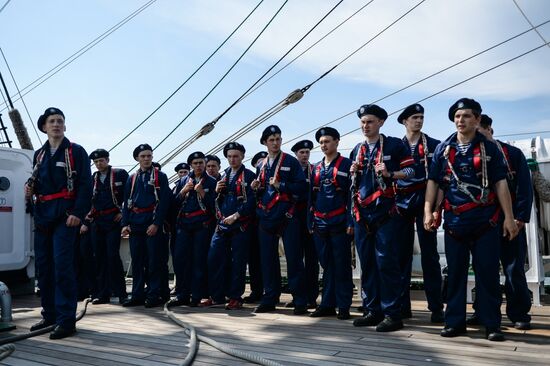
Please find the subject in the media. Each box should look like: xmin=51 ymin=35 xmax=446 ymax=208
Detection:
xmin=223 ymin=213 xmax=239 ymax=225
xmin=269 ymin=177 xmax=280 ymax=189
xmin=503 ymin=217 xmax=519 ymax=241
xmin=431 ymin=211 xmax=440 ymax=230
xmin=121 ymin=226 xmax=131 ymax=236
xmin=515 ymin=219 xmax=525 ymax=231
xmin=375 ymin=162 xmax=388 ymax=177
xmin=66 ymin=215 xmax=81 ymax=227
xmin=80 ymin=224 xmax=89 ymax=234
xmin=146 ymin=224 xmax=158 ymax=237
xmin=114 ymin=213 xmax=122 ymax=223
xmin=181 ymin=180 xmax=194 ymax=194
xmin=216 ymin=180 xmax=226 ymax=193
xmin=346 ymin=226 xmax=354 ymax=236
xmin=194 ymin=180 xmax=205 ymax=198
xmin=424 ymin=211 xmax=435 ymax=232
xmin=251 ymin=179 xmax=260 ymax=190
xmin=24 ymin=183 xmax=33 ymax=199
xmin=350 ymin=162 xmax=358 ymax=174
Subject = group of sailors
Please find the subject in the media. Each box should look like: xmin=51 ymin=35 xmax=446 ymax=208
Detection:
xmin=24 ymin=97 xmax=533 ymax=342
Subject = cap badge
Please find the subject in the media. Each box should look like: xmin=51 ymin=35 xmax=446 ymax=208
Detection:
xmin=458 ymin=102 xmax=464 ymax=108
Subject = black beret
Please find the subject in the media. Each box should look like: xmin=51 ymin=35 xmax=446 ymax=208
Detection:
xmin=315 ymin=127 xmax=340 ymax=142
xmin=37 ymin=107 xmax=65 ymax=133
xmin=448 ymin=98 xmax=482 ymax=121
xmin=174 ymin=162 xmax=190 ymax=172
xmin=187 ymin=151 xmax=206 ymax=165
xmin=89 ymin=148 xmax=109 ymax=160
xmin=152 ymin=162 xmax=162 ymax=170
xmin=133 ymin=143 xmax=153 ymax=160
xmin=357 ymin=104 xmax=388 ymax=120
xmin=291 ymin=139 xmax=314 ymax=153
xmin=397 ymin=103 xmax=424 ymax=124
xmin=251 ymin=151 xmax=267 ymax=168
xmin=480 ymin=114 xmax=492 ymax=127
xmin=205 ymin=154 xmax=221 ymax=165
xmin=223 ymin=142 xmax=246 ymax=157
xmin=260 ymin=125 xmax=282 ymax=144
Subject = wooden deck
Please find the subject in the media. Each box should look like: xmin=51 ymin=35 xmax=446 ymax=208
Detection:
xmin=2 ymin=289 xmax=550 ymax=366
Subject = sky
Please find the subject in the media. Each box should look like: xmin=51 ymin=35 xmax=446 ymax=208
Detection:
xmin=1 ymin=0 xmax=549 ymax=176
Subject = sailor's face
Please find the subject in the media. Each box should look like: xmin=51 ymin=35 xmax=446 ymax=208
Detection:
xmin=360 ymin=115 xmax=383 ymax=138
xmin=319 ymin=136 xmax=338 ymax=155
xmin=191 ymin=159 xmax=205 ymax=175
xmin=206 ymin=160 xmax=220 ymax=177
xmin=294 ymin=148 xmax=310 ymax=165
xmin=137 ymin=150 xmax=153 ymax=169
xmin=264 ymin=134 xmax=282 ymax=153
xmin=403 ymin=113 xmax=424 ymax=132
xmin=43 ymin=114 xmax=65 ymax=137
xmin=177 ymin=169 xmax=189 ymax=178
xmin=454 ymin=109 xmax=480 ymax=134
xmin=226 ymin=150 xmax=244 ymax=169
xmin=93 ymin=157 xmax=109 ymax=172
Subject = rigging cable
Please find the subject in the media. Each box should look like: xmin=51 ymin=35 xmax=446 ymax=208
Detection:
xmin=107 ymin=0 xmax=266 ymax=153
xmin=281 ymin=18 xmax=550 ymax=148
xmin=0 ymin=0 xmax=157 ymax=112
xmin=512 ymin=0 xmax=550 ymax=49
xmin=148 ymin=0 xmax=343 ymax=166
xmin=0 ymin=0 xmax=10 ymax=14
xmin=0 ymin=47 xmax=42 ymax=144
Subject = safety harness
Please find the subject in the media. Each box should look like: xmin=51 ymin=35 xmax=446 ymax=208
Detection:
xmin=34 ymin=143 xmax=77 ymax=203
xmin=215 ymin=168 xmax=249 ymax=222
xmin=178 ymin=174 xmax=210 ymax=219
xmin=89 ymin=167 xmax=122 ymax=218
xmin=257 ymin=152 xmax=293 ymax=213
xmin=128 ymin=167 xmax=160 ymax=214
xmin=312 ymin=155 xmax=347 ymax=219
xmin=396 ymin=133 xmax=430 ymax=195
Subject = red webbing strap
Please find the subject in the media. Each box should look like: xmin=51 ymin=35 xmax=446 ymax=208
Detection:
xmin=38 ymin=188 xmax=76 ymax=202
xmin=179 ymin=209 xmax=208 ymax=218
xmin=258 ymin=192 xmax=291 ymax=211
xmin=443 ymin=191 xmax=496 ymax=214
xmin=355 ymin=187 xmax=394 ymax=208
xmin=131 ymin=205 xmax=155 ymax=214
xmin=473 ymin=144 xmax=481 ymax=172
xmin=314 ymin=206 xmax=346 ymax=219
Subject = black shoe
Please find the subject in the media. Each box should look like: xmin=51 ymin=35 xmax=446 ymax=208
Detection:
xmin=122 ymin=298 xmax=144 ymax=307
xmin=144 ymin=297 xmax=164 ymax=308
xmin=376 ymin=317 xmax=404 ymax=332
xmin=514 ymin=321 xmax=531 ymax=330
xmin=486 ymin=327 xmax=505 ymax=341
xmin=307 ymin=302 xmax=318 ymax=310
xmin=243 ymin=293 xmax=262 ymax=304
xmin=118 ymin=296 xmax=128 ymax=305
xmin=254 ymin=304 xmax=276 ymax=313
xmin=188 ymin=299 xmax=200 ymax=307
xmin=356 ymin=305 xmax=364 ymax=313
xmin=440 ymin=325 xmax=467 ymax=337
xmin=466 ymin=313 xmax=480 ymax=325
xmin=293 ymin=305 xmax=308 ymax=315
xmin=167 ymin=297 xmax=190 ymax=307
xmin=49 ymin=325 xmax=76 ymax=340
xmin=309 ymin=307 xmax=337 ymax=318
xmin=30 ymin=319 xmax=55 ymax=332
xmin=401 ymin=309 xmax=413 ymax=319
xmin=430 ymin=310 xmax=445 ymax=323
xmin=337 ymin=309 xmax=350 ymax=320
xmin=353 ymin=312 xmax=384 ymax=327
xmin=92 ymin=297 xmax=110 ymax=305
xmin=285 ymin=301 xmax=295 ymax=308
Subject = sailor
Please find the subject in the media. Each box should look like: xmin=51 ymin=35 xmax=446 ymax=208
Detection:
xmin=174 ymin=162 xmax=190 ymax=180
xmin=467 ymin=114 xmax=533 ymax=330
xmin=424 ymin=98 xmax=518 ymax=341
xmin=251 ymin=125 xmax=309 ymax=315
xmin=394 ymin=103 xmax=444 ymax=323
xmin=121 ymin=144 xmax=171 ymax=308
xmin=206 ymin=154 xmax=222 ymax=181
xmin=168 ymin=151 xmax=217 ymax=307
xmin=350 ymin=104 xmax=415 ymax=332
xmin=82 ymin=148 xmax=129 ymax=305
xmin=243 ymin=151 xmax=268 ymax=303
xmin=24 ymin=107 xmax=92 ymax=339
xmin=291 ymin=139 xmax=319 ymax=309
xmin=308 ymin=127 xmax=354 ymax=320
xmin=204 ymin=142 xmax=256 ymax=309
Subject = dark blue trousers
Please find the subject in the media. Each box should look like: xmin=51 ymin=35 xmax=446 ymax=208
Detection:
xmin=248 ymin=224 xmax=263 ymax=295
xmin=444 ymin=225 xmax=502 ymax=328
xmin=258 ymin=217 xmax=307 ymax=306
xmin=34 ymin=221 xmax=78 ymax=329
xmin=297 ymin=210 xmax=319 ymax=305
xmin=76 ymin=230 xmax=97 ymax=300
xmin=354 ymin=216 xmax=403 ymax=319
xmin=501 ymin=228 xmax=531 ymax=323
xmin=128 ymin=229 xmax=169 ymax=301
xmin=174 ymin=222 xmax=211 ymax=302
xmin=313 ymin=227 xmax=353 ymax=310
xmin=396 ymin=210 xmax=443 ymax=313
xmin=208 ymin=227 xmax=250 ymax=302
xmin=93 ymin=224 xmax=127 ymax=299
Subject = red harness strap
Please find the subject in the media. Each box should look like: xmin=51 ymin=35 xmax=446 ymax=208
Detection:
xmin=355 ymin=187 xmax=395 ymax=208
xmin=397 ymin=182 xmax=427 ymax=194
xmin=258 ymin=153 xmax=292 ymax=212
xmin=131 ymin=205 xmax=155 ymax=214
xmin=179 ymin=209 xmax=209 ymax=218
xmin=313 ymin=206 xmax=347 ymax=219
xmin=313 ymin=155 xmax=344 ymax=189
xmin=443 ymin=191 xmax=496 ymax=214
xmin=38 ymin=188 xmax=76 ymax=202
xmin=258 ymin=192 xmax=291 ymax=212
xmin=95 ymin=207 xmax=120 ymax=216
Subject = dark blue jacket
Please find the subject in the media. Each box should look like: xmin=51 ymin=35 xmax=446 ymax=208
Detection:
xmin=216 ymin=165 xmax=256 ymax=231
xmin=498 ymin=140 xmax=533 ymax=223
xmin=87 ymin=166 xmax=128 ymax=228
xmin=175 ymin=171 xmax=216 ymax=225
xmin=396 ymin=133 xmax=440 ymax=211
xmin=428 ymin=132 xmax=507 ymax=229
xmin=310 ymin=153 xmax=353 ymax=229
xmin=32 ymin=137 xmax=92 ymax=226
xmin=121 ymin=167 xmax=171 ymax=230
xmin=255 ymin=151 xmax=307 ymax=223
xmin=349 ymin=135 xmax=414 ymax=220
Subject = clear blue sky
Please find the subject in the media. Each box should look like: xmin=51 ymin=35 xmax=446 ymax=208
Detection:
xmin=1 ymin=0 xmax=549 ymax=174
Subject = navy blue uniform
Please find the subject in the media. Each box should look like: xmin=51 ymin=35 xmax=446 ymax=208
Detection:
xmin=121 ymin=167 xmax=171 ymax=303
xmin=310 ymin=154 xmax=353 ymax=311
xmin=429 ymin=132 xmax=507 ymax=329
xmin=395 ymin=134 xmax=443 ymax=314
xmin=32 ymin=137 xmax=92 ymax=329
xmin=207 ymin=166 xmax=256 ymax=303
xmin=297 ymin=163 xmax=319 ymax=306
xmin=173 ymin=172 xmax=216 ymax=303
xmin=350 ymin=135 xmax=414 ymax=319
xmin=87 ymin=167 xmax=129 ymax=301
xmin=255 ymin=152 xmax=308 ymax=306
